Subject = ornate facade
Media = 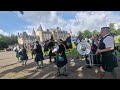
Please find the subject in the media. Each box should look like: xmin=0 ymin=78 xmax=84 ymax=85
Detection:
xmin=18 ymin=25 xmax=71 ymax=48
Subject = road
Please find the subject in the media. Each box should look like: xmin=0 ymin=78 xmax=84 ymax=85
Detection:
xmin=0 ymin=51 xmax=120 ymax=79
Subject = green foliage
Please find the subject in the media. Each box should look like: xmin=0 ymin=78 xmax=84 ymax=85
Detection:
xmin=118 ymin=38 xmax=120 ymax=44
xmin=78 ymin=31 xmax=84 ymax=39
xmin=83 ymin=30 xmax=92 ymax=38
xmin=109 ymin=23 xmax=116 ymax=32
xmin=115 ymin=50 xmax=120 ymax=57
xmin=0 ymin=34 xmax=18 ymax=49
xmin=66 ymin=43 xmax=78 ymax=57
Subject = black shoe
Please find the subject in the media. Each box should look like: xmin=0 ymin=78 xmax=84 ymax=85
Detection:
xmin=86 ymin=65 xmax=92 ymax=69
xmin=62 ymin=74 xmax=68 ymax=77
xmin=55 ymin=73 xmax=62 ymax=76
xmin=94 ymin=64 xmax=97 ymax=66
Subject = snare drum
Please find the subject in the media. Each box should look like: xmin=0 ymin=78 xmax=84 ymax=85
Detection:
xmin=86 ymin=52 xmax=102 ymax=66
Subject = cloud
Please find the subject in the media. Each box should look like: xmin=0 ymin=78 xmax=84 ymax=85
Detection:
xmin=16 ymin=11 xmax=120 ymax=35
xmin=0 ymin=29 xmax=9 ymax=36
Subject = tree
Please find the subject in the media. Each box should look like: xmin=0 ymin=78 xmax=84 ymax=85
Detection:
xmin=19 ymin=11 xmax=24 ymax=15
xmin=0 ymin=34 xmax=18 ymax=49
xmin=92 ymin=30 xmax=99 ymax=35
xmin=83 ymin=30 xmax=92 ymax=38
xmin=109 ymin=23 xmax=116 ymax=32
xmin=116 ymin=29 xmax=120 ymax=35
xmin=118 ymin=38 xmax=120 ymax=44
xmin=78 ymin=31 xmax=84 ymax=40
xmin=10 ymin=11 xmax=24 ymax=15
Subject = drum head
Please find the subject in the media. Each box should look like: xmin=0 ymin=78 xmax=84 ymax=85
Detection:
xmin=77 ymin=41 xmax=91 ymax=55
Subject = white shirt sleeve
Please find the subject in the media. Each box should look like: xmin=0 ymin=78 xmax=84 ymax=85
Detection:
xmin=103 ymin=36 xmax=114 ymax=48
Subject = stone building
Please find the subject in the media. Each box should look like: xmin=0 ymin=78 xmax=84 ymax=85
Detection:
xmin=18 ymin=25 xmax=71 ymax=48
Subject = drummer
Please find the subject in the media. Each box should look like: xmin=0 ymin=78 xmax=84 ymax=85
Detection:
xmin=96 ymin=27 xmax=118 ymax=79
xmin=91 ymin=34 xmax=101 ymax=67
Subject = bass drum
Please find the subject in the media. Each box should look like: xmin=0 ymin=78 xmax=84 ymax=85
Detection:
xmin=77 ymin=41 xmax=91 ymax=55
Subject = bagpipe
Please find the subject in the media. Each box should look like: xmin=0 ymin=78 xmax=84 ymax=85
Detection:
xmin=51 ymin=41 xmax=67 ymax=68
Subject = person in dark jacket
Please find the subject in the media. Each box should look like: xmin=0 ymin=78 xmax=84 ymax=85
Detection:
xmin=48 ymin=39 xmax=55 ymax=63
xmin=31 ymin=42 xmax=35 ymax=59
xmin=66 ymin=35 xmax=72 ymax=51
xmin=19 ymin=45 xmax=28 ymax=66
xmin=14 ymin=45 xmax=21 ymax=62
xmin=44 ymin=40 xmax=49 ymax=56
xmin=34 ymin=41 xmax=44 ymax=69
xmin=55 ymin=39 xmax=68 ymax=76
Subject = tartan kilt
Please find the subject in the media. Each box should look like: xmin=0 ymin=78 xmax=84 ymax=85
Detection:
xmin=101 ymin=51 xmax=118 ymax=72
xmin=16 ymin=52 xmax=20 ymax=58
xmin=35 ymin=53 xmax=44 ymax=62
xmin=55 ymin=55 xmax=68 ymax=68
xmin=20 ymin=54 xmax=28 ymax=61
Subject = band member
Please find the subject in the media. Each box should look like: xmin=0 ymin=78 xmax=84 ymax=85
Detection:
xmin=14 ymin=44 xmax=21 ymax=62
xmin=19 ymin=45 xmax=28 ymax=66
xmin=85 ymin=55 xmax=92 ymax=69
xmin=34 ymin=41 xmax=44 ymax=69
xmin=66 ymin=35 xmax=72 ymax=51
xmin=96 ymin=27 xmax=118 ymax=79
xmin=44 ymin=40 xmax=49 ymax=56
xmin=31 ymin=42 xmax=35 ymax=59
xmin=82 ymin=38 xmax=92 ymax=69
xmin=91 ymin=35 xmax=101 ymax=67
xmin=48 ymin=39 xmax=55 ymax=63
xmin=55 ymin=39 xmax=68 ymax=76
xmin=76 ymin=36 xmax=81 ymax=46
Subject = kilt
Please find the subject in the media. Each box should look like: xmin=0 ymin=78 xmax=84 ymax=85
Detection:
xmin=20 ymin=54 xmax=28 ymax=61
xmin=35 ymin=53 xmax=44 ymax=62
xmin=101 ymin=51 xmax=118 ymax=72
xmin=16 ymin=52 xmax=20 ymax=58
xmin=55 ymin=54 xmax=68 ymax=68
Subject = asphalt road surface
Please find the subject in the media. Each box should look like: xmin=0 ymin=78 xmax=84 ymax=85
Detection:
xmin=0 ymin=51 xmax=120 ymax=79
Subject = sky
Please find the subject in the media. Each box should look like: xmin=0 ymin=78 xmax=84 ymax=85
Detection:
xmin=0 ymin=11 xmax=120 ymax=36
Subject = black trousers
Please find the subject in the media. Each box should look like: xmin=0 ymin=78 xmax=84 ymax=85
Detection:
xmin=49 ymin=50 xmax=56 ymax=62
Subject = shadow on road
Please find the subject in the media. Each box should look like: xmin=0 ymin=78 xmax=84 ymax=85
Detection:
xmin=1 ymin=55 xmax=120 ymax=79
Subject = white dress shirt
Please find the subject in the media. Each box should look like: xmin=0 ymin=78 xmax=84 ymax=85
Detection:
xmin=103 ymin=34 xmax=114 ymax=48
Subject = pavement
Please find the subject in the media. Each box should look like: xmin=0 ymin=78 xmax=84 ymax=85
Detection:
xmin=0 ymin=51 xmax=120 ymax=79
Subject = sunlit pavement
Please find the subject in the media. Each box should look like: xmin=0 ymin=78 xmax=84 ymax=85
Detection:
xmin=0 ymin=51 xmax=120 ymax=79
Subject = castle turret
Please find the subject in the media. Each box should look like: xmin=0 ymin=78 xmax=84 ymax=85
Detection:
xmin=32 ymin=28 xmax=36 ymax=37
xmin=36 ymin=24 xmax=44 ymax=42
xmin=37 ymin=24 xmax=43 ymax=31
xmin=18 ymin=33 xmax=20 ymax=38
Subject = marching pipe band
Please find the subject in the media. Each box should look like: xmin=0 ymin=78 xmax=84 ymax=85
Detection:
xmin=12 ymin=27 xmax=118 ymax=79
